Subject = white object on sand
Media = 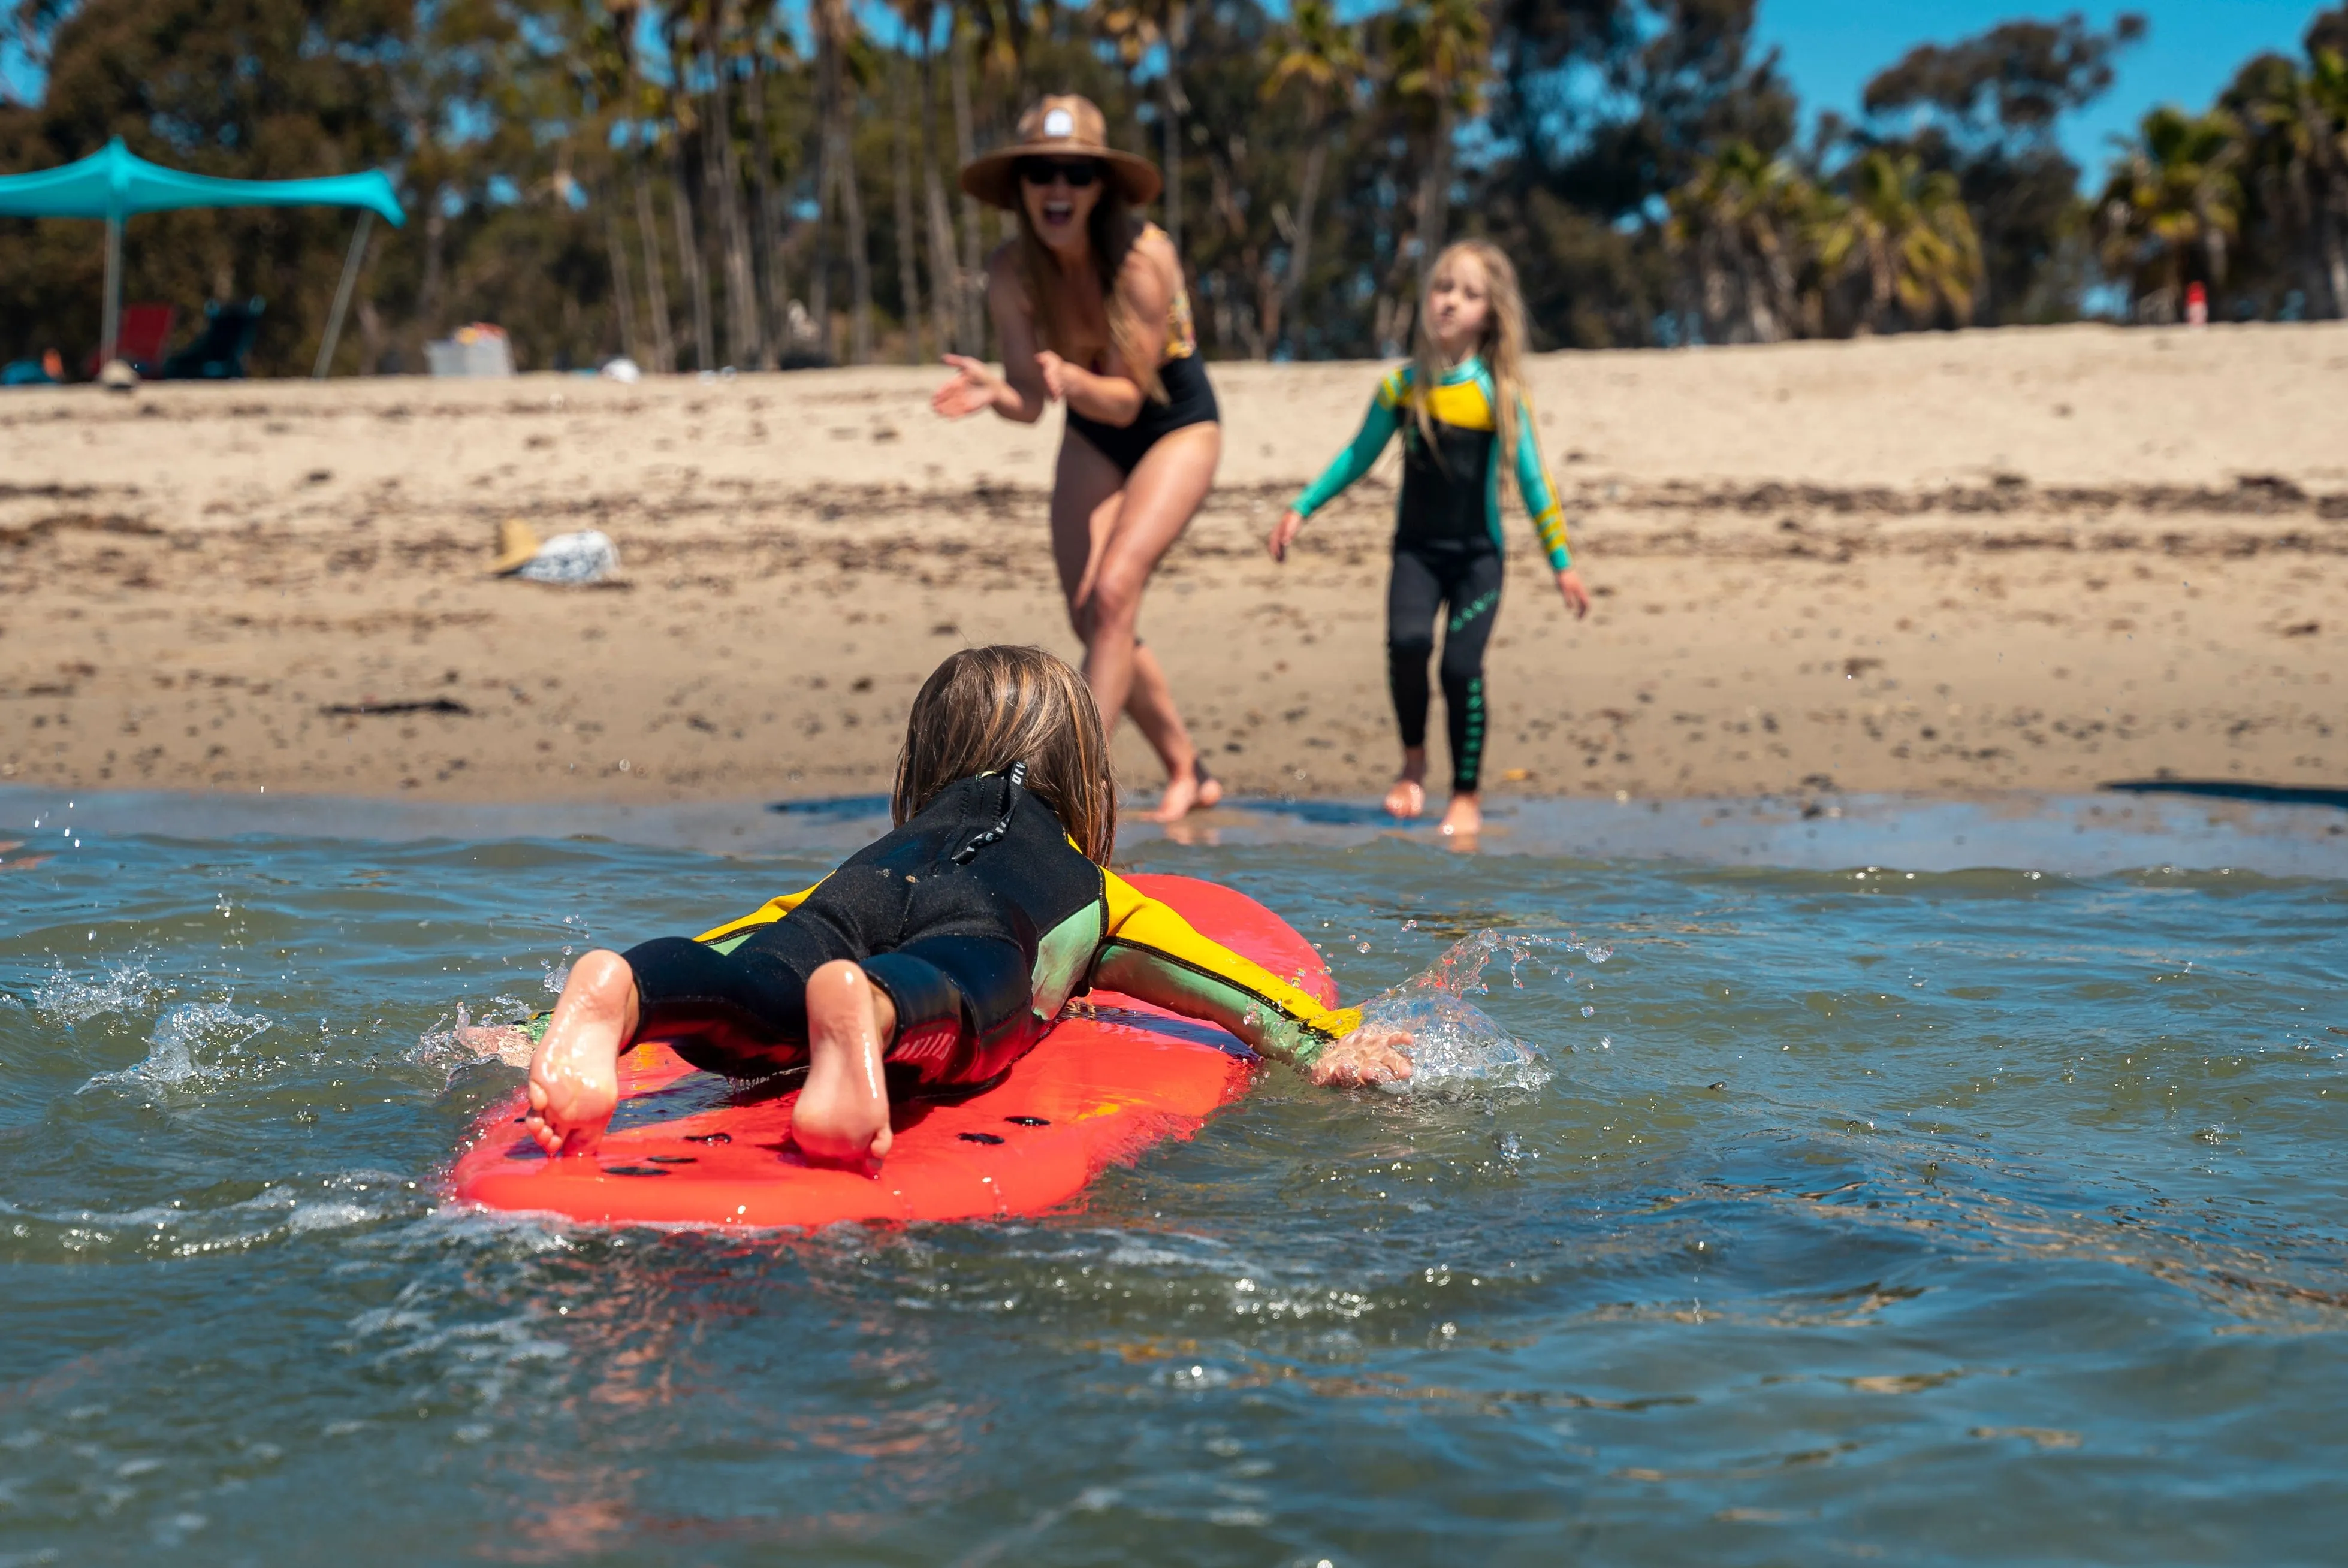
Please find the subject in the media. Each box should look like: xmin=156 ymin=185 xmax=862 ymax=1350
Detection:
xmin=511 ymin=529 xmax=620 ymax=584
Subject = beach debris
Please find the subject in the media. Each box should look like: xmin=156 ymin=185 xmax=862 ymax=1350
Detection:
xmin=599 ymin=355 xmax=641 ymax=383
xmin=98 ymin=357 xmax=137 ymax=392
xmin=321 ymin=697 xmax=472 ymax=717
xmin=487 ymin=517 xmax=620 ymax=584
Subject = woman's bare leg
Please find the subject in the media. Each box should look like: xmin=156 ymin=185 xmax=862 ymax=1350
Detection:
xmin=1049 ymin=427 xmax=1223 ymax=815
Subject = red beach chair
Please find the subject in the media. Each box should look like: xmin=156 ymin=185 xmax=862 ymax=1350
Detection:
xmin=87 ymin=302 xmax=177 ymax=379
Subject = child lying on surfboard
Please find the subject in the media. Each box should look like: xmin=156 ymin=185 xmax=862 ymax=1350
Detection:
xmin=485 ymin=645 xmax=1411 ymax=1174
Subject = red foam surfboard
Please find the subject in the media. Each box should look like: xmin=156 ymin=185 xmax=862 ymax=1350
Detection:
xmin=449 ymin=874 xmax=1330 ymax=1228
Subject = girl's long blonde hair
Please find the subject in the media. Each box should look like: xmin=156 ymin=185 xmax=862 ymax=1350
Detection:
xmin=1013 ymin=185 xmax=1167 ymax=404
xmin=892 ymin=645 xmax=1118 ymax=865
xmin=1411 ymin=240 xmax=1532 ymax=485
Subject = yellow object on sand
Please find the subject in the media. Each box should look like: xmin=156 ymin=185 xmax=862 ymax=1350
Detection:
xmin=487 ymin=518 xmax=540 ymax=575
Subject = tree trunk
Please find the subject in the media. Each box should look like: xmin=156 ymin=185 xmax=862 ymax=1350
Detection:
xmin=2317 ymin=201 xmax=2348 ymax=319
xmin=1161 ymin=5 xmax=1185 ymax=260
xmin=632 ymin=153 xmax=677 ymax=373
xmin=708 ymin=10 xmax=763 ymax=369
xmin=811 ymin=25 xmax=837 ymax=360
xmin=599 ymin=178 xmax=641 ymax=364
xmin=1416 ymin=90 xmax=1453 ymax=285
xmin=891 ymin=58 xmax=925 ymax=364
xmin=950 ymin=17 xmax=985 ymax=353
xmin=840 ymin=123 xmax=876 ymax=364
xmin=1278 ymin=119 xmax=1327 ymax=355
xmin=670 ymin=134 xmax=716 ymax=371
xmin=747 ymin=48 xmax=787 ymax=368
xmin=918 ymin=36 xmax=961 ymax=355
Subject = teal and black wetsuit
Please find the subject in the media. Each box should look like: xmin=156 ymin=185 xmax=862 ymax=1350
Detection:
xmin=1290 ymin=358 xmax=1572 ymax=793
xmin=620 ymin=773 xmax=1360 ymax=1097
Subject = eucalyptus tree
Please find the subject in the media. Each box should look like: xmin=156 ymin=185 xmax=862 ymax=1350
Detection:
xmin=2231 ymin=46 xmax=2348 ymax=316
xmin=1386 ymin=0 xmax=1491 ymax=285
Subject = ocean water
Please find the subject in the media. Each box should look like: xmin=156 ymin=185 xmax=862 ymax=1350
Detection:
xmin=2 ymin=791 xmax=2345 ymax=1564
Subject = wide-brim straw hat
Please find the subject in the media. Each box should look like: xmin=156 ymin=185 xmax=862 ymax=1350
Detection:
xmin=959 ymin=95 xmax=1161 ymax=210
xmin=487 ymin=517 xmax=541 ymax=575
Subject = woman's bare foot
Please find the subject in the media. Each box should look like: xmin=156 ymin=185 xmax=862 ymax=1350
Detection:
xmin=1143 ymin=755 xmax=1223 ymax=823
xmin=794 ymin=960 xmax=897 ymax=1174
xmin=1384 ymin=750 xmax=1429 ymax=819
xmin=1438 ymin=791 xmax=1483 ymax=838
xmin=523 ymin=949 xmax=641 ymax=1156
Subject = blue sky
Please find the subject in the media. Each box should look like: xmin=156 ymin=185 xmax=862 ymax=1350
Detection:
xmin=1753 ymin=1 xmax=2337 ymax=179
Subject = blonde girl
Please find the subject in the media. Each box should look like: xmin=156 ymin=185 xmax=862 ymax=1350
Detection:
xmin=506 ymin=647 xmax=1414 ymax=1175
xmin=1268 ymin=240 xmax=1592 ymax=838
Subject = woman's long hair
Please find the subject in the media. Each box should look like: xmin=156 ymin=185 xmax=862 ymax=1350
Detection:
xmin=1411 ymin=240 xmax=1533 ymax=486
xmin=892 ymin=645 xmax=1118 ymax=865
xmin=1013 ymin=182 xmax=1167 ymax=403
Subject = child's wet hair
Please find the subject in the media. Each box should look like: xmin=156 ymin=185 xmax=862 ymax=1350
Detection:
xmin=893 ymin=646 xmax=1118 ymax=863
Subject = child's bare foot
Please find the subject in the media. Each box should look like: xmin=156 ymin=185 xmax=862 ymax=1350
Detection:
xmin=1438 ymin=791 xmax=1483 ymax=838
xmin=523 ymin=949 xmax=640 ymax=1156
xmin=795 ymin=960 xmax=897 ymax=1174
xmin=1384 ymin=750 xmax=1429 ymax=819
xmin=1143 ymin=756 xmax=1222 ymax=823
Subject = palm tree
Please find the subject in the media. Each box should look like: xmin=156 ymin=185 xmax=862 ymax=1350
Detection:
xmin=1261 ymin=0 xmax=1364 ymax=355
xmin=1099 ymin=0 xmax=1192 ymax=257
xmin=811 ymin=0 xmax=876 ymax=363
xmin=1665 ymin=141 xmax=1815 ymax=343
xmin=1816 ymin=148 xmax=1982 ymax=331
xmin=1387 ymin=0 xmax=1492 ymax=284
xmin=2095 ymin=106 xmax=2244 ymax=323
xmin=704 ymin=0 xmax=764 ymax=370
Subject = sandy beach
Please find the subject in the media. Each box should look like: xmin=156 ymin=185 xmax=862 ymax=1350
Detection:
xmin=2 ymin=321 xmax=2343 ymax=809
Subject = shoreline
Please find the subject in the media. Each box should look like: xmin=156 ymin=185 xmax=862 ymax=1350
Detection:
xmin=7 ymin=782 xmax=2344 ymax=877
xmin=2 ymin=322 xmax=2343 ymax=808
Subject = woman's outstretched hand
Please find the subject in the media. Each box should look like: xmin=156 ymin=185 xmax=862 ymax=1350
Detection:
xmin=1556 ymin=567 xmax=1592 ymax=619
xmin=1034 ymin=349 xmax=1078 ymax=403
xmin=1310 ymin=1021 xmax=1414 ymax=1087
xmin=1267 ymin=509 xmax=1305 ymax=563
xmin=932 ymin=354 xmax=1005 ymax=419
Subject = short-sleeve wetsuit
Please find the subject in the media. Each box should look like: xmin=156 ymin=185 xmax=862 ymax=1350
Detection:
xmin=618 ymin=772 xmax=1359 ymax=1096
xmin=1289 ymin=359 xmax=1571 ymax=793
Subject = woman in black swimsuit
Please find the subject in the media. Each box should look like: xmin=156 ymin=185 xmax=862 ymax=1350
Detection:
xmin=931 ymin=95 xmax=1223 ymax=821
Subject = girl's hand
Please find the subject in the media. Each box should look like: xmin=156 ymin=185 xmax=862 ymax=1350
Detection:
xmin=1556 ymin=568 xmax=1592 ymax=619
xmin=1310 ymin=1022 xmax=1415 ymax=1087
xmin=1267 ymin=509 xmax=1305 ymax=563
xmin=932 ymin=354 xmax=1003 ymax=419
xmin=1034 ymin=349 xmax=1078 ymax=403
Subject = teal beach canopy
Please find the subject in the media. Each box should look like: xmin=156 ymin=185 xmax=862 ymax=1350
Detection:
xmin=0 ymin=138 xmax=405 ymax=225
xmin=0 ymin=138 xmax=404 ymax=377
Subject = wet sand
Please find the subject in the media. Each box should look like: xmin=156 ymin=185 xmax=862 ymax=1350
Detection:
xmin=1 ymin=322 xmax=2343 ymax=808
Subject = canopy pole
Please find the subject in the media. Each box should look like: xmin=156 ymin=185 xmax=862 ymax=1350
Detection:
xmin=99 ymin=212 xmax=122 ymax=366
xmin=313 ymin=210 xmax=374 ymax=379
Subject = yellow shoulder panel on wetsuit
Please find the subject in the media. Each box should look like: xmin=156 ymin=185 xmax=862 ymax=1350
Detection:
xmin=1375 ymin=365 xmax=1413 ymax=409
xmin=695 ymin=878 xmax=828 ymax=944
xmin=1420 ymin=376 xmax=1495 ymax=432
xmin=1095 ymin=871 xmax=1363 ymax=1067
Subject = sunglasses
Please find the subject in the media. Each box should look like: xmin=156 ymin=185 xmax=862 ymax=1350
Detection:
xmin=1017 ymin=158 xmax=1102 ymax=188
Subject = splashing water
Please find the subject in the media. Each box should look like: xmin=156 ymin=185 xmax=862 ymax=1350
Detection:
xmin=32 ymin=958 xmax=162 ymax=1024
xmin=82 ymin=1001 xmax=274 ymax=1092
xmin=1359 ymin=930 xmax=1558 ymax=1096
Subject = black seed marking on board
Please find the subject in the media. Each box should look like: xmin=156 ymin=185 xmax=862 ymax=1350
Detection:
xmin=644 ymin=1155 xmax=697 ymax=1164
xmin=956 ymin=1132 xmax=1006 ymax=1145
xmin=602 ymin=1164 xmax=671 ymax=1177
xmin=1004 ymin=1116 xmax=1051 ymax=1127
xmin=683 ymin=1131 xmax=733 ymax=1144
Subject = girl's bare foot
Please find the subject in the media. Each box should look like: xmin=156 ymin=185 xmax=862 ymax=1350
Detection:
xmin=1143 ymin=755 xmax=1222 ymax=823
xmin=1384 ymin=750 xmax=1429 ymax=819
xmin=523 ymin=949 xmax=640 ymax=1156
xmin=794 ymin=960 xmax=897 ymax=1174
xmin=1438 ymin=791 xmax=1483 ymax=838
